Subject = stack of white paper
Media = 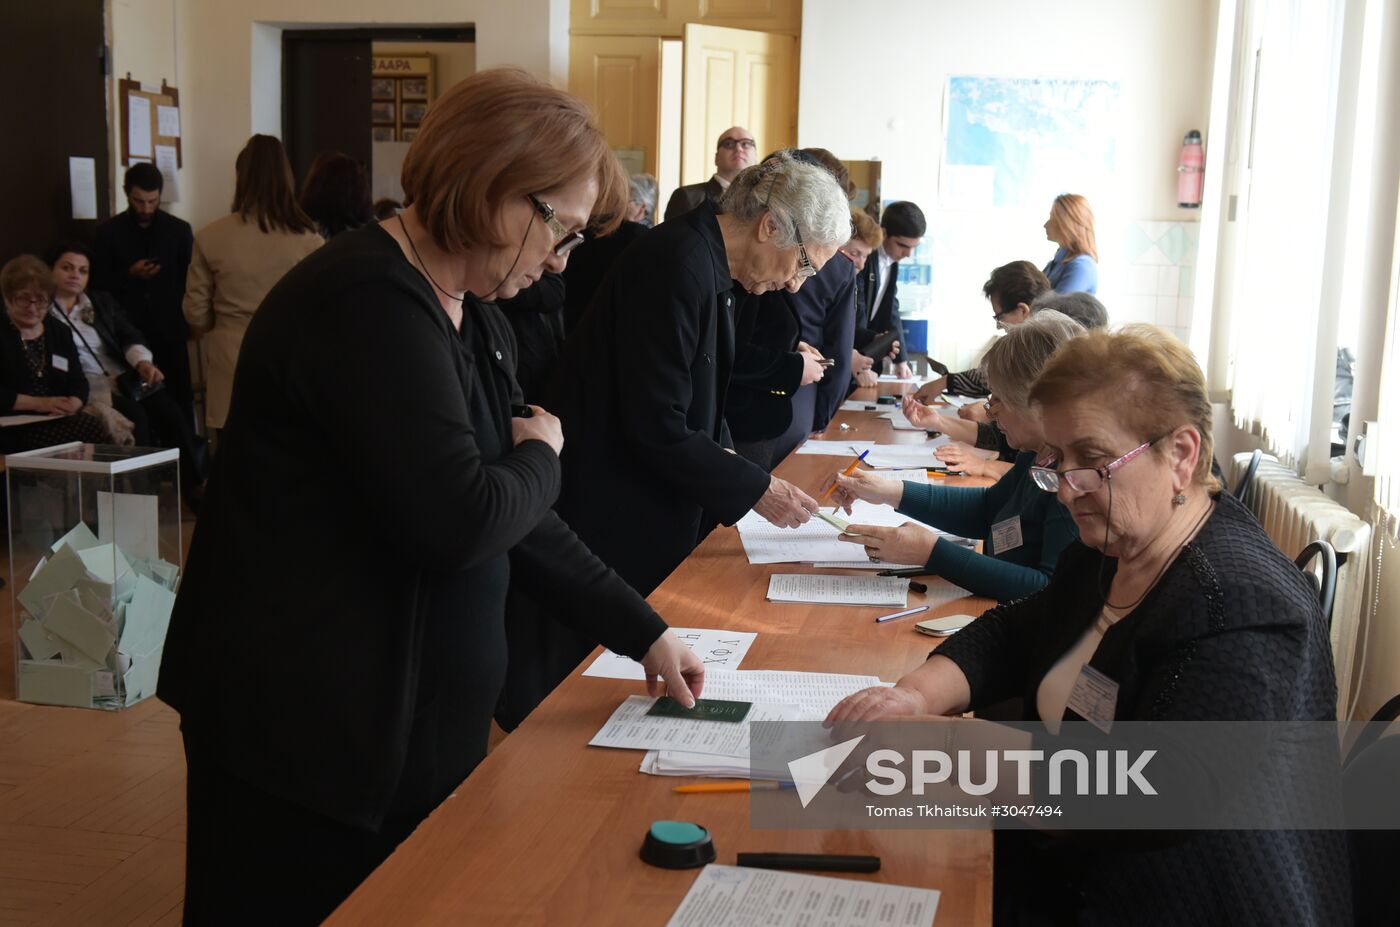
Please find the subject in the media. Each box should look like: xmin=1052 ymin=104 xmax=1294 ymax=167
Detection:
xmin=877 ymin=373 xmax=920 ymax=383
xmin=794 ymin=439 xmax=875 ymax=457
xmin=15 ymin=516 xmax=179 ymax=710
xmin=864 ymin=437 xmax=952 ymax=469
xmin=766 ymin=574 xmax=908 ymax=607
xmin=667 ymin=865 xmax=939 ymax=927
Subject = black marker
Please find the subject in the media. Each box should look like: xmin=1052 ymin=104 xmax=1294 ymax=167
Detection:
xmin=737 ymin=852 xmax=881 ymax=873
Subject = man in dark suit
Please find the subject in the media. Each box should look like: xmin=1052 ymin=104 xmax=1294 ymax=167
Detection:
xmin=662 ymin=126 xmax=757 ymax=222
xmin=854 ymin=200 xmax=925 ymax=379
xmin=91 ymin=162 xmax=196 ymax=424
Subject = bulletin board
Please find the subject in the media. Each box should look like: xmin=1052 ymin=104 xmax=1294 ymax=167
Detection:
xmin=118 ymin=76 xmax=182 ymax=168
xmin=371 ymin=56 xmax=435 ymax=143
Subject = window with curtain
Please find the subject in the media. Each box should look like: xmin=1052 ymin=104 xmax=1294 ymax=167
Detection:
xmin=1375 ymin=197 xmax=1400 ymax=539
xmin=1221 ymin=0 xmax=1351 ymax=481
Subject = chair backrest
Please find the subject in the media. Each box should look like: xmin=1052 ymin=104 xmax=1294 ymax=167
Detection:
xmin=1295 ymin=540 xmax=1338 ymax=630
xmin=1233 ymin=448 xmax=1263 ymax=499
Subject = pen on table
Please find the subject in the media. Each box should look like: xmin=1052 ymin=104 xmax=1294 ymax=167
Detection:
xmin=874 ymin=604 xmax=931 ymax=624
xmin=737 ymin=852 xmax=881 ymax=874
xmin=819 ymin=449 xmax=870 ymax=501
xmin=926 ymin=469 xmax=948 ymax=480
xmin=878 ymin=567 xmax=929 ymax=578
xmin=672 ymin=780 xmax=795 ymax=794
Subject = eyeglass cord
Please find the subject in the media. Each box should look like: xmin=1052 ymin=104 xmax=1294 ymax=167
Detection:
xmin=399 ymin=209 xmax=536 ymax=303
xmin=1097 ymin=482 xmax=1215 ymax=612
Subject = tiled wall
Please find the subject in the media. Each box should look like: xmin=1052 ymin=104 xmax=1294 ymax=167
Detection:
xmin=1116 ymin=220 xmax=1200 ymax=342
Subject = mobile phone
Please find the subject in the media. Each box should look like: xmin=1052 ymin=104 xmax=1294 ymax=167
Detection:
xmin=914 ymin=614 xmax=977 ymax=637
xmin=817 ymin=358 xmax=836 ymax=368
xmin=510 ymin=404 xmax=533 ymax=418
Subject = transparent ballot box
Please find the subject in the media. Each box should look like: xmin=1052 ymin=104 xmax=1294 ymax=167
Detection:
xmin=7 ymin=443 xmax=181 ymax=709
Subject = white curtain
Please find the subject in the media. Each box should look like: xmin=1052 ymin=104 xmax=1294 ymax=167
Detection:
xmin=1223 ymin=0 xmax=1348 ymax=480
xmin=1376 ymin=193 xmax=1400 ymax=539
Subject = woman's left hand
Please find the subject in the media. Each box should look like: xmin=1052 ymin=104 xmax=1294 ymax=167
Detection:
xmin=640 ymin=631 xmax=706 ymax=707
xmin=135 ymin=361 xmax=165 ymax=384
xmin=837 ymin=522 xmax=936 ymax=565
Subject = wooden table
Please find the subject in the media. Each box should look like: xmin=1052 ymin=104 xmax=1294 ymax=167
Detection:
xmin=327 ymin=387 xmax=996 ymax=926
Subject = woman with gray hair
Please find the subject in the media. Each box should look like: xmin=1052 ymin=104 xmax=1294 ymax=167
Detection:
xmin=826 ymin=310 xmax=1084 ymax=601
xmin=499 ymin=153 xmax=850 ymax=723
xmin=627 ymin=173 xmax=658 ymax=227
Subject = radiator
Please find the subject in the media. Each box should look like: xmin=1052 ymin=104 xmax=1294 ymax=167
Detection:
xmin=1229 ymin=452 xmax=1372 ymax=720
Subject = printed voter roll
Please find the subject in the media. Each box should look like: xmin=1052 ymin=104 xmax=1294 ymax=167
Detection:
xmin=584 ymin=628 xmax=756 ymax=680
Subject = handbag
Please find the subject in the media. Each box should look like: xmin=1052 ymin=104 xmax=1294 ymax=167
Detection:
xmin=114 ymin=368 xmax=165 ymax=402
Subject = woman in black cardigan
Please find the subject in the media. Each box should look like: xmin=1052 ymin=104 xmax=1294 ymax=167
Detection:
xmin=0 ymin=255 xmax=108 ymax=453
xmin=827 ymin=326 xmax=1350 ymax=925
xmin=158 ymin=70 xmax=704 ymax=926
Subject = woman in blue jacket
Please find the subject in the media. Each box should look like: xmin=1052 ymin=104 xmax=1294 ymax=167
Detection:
xmin=1042 ymin=193 xmax=1098 ymax=294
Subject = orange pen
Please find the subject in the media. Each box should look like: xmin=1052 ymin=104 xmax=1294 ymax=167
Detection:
xmin=673 ymin=781 xmax=796 ymax=793
xmin=819 ymin=449 xmax=870 ymax=501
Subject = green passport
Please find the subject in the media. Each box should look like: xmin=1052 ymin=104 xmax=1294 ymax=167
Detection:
xmin=647 ymin=696 xmax=752 ymax=723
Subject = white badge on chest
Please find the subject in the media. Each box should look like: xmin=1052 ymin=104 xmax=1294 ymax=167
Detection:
xmin=1066 ymin=665 xmax=1119 ymax=734
xmin=990 ymin=515 xmax=1023 ymax=553
xmin=51 ymin=355 xmax=69 ymax=373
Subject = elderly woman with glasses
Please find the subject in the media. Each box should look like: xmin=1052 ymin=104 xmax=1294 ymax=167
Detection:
xmin=0 ymin=255 xmax=110 ymax=453
xmin=158 ymin=69 xmax=706 ymax=925
xmin=828 ymin=310 xmax=1081 ymax=601
xmin=495 ymin=152 xmax=851 ymax=726
xmin=825 ymin=326 xmax=1349 ymax=925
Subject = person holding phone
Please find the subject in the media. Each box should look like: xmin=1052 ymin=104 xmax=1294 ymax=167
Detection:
xmin=91 ymin=162 xmax=196 ymax=425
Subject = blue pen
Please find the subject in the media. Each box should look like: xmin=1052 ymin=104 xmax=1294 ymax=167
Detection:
xmin=874 ymin=604 xmax=931 ymax=624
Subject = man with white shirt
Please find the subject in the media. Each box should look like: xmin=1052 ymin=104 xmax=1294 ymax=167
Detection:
xmin=662 ymin=126 xmax=757 ymax=221
xmin=854 ymin=201 xmax=925 ymax=380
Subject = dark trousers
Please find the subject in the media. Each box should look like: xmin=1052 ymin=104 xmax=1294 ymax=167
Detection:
xmin=183 ymin=751 xmax=399 ymax=926
xmin=112 ymin=390 xmax=207 ymax=489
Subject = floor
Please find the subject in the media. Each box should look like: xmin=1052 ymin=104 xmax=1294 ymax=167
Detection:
xmin=0 ymin=504 xmax=512 ymax=926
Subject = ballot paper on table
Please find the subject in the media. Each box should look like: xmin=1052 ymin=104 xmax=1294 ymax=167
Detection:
xmin=583 ymin=628 xmax=756 ymax=680
xmin=665 ymin=865 xmax=939 ymax=927
xmin=877 ymin=373 xmax=921 ymax=384
xmin=589 ymin=695 xmax=798 ymax=757
xmin=938 ymin=393 xmax=983 ymax=408
xmin=766 ymin=574 xmax=908 ymax=607
xmin=838 ymin=399 xmax=882 ymax=412
xmin=793 ymin=439 xmax=877 ymax=456
xmin=734 ymin=512 xmax=859 ymax=564
xmin=639 ymin=670 xmax=893 ymax=779
xmin=863 ymin=436 xmax=952 ymax=469
xmin=881 ymin=408 xmax=929 ymax=431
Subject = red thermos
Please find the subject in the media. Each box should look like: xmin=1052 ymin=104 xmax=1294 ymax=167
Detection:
xmin=1177 ymin=130 xmax=1204 ymax=208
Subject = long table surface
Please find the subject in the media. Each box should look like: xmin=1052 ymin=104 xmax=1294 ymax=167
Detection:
xmin=328 ymin=383 xmax=997 ymax=926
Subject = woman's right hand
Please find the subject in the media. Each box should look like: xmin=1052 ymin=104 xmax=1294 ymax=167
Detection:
xmin=52 ymin=396 xmax=83 ymax=414
xmin=912 ymin=376 xmax=948 ymax=404
xmin=824 ymin=684 xmax=928 ymax=727
xmin=799 ymin=351 xmax=827 ymax=386
xmin=829 ymin=469 xmax=904 ymax=510
xmin=511 ymin=405 xmax=564 ymax=455
xmin=935 ymin=443 xmax=989 ymax=477
xmin=901 ymin=395 xmax=951 ymax=431
xmin=958 ymin=401 xmax=992 ymax=423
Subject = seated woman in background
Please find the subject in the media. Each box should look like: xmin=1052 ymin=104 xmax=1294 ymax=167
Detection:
xmin=0 ymin=255 xmax=109 ymax=453
xmin=1042 ymin=191 xmax=1098 ymax=294
xmin=825 ymin=325 xmax=1348 ymax=924
xmin=627 ymin=173 xmax=658 ymax=228
xmin=915 ymin=260 xmax=1051 ymax=405
xmin=829 ymin=311 xmax=1083 ymax=602
xmin=842 ymin=209 xmax=885 ymax=390
xmin=49 ymin=242 xmax=208 ymax=502
xmin=911 ymin=289 xmax=1110 ymax=479
xmin=300 ymin=151 xmax=373 ymax=240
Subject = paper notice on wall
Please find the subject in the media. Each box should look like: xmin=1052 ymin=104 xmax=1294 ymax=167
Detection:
xmin=127 ymin=94 xmax=152 ymax=158
xmin=68 ymin=157 xmax=97 ymax=220
xmin=154 ymin=145 xmax=180 ymax=203
xmin=157 ymin=105 xmax=180 ymax=138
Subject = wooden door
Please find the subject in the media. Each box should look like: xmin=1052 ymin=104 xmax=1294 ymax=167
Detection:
xmin=680 ymin=24 xmax=797 ymax=186
xmin=568 ymin=36 xmax=663 ymax=175
xmin=282 ymin=34 xmax=373 ymax=186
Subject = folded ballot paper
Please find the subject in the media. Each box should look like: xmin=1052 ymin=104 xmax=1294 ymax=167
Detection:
xmin=15 ymin=521 xmax=179 ymax=710
xmin=634 ymin=670 xmax=893 ymax=780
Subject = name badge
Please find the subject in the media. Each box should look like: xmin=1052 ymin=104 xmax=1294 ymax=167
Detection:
xmin=990 ymin=515 xmax=1023 ymax=554
xmin=51 ymin=355 xmax=69 ymax=373
xmin=1067 ymin=665 xmax=1119 ymax=734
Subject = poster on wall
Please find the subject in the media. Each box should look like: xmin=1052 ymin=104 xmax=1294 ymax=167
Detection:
xmin=939 ymin=76 xmax=1120 ymax=210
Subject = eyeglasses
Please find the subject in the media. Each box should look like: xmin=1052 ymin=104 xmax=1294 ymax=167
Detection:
xmin=7 ymin=294 xmax=50 ymax=310
xmin=792 ymin=224 xmax=816 ymax=280
xmin=1030 ymin=437 xmax=1161 ymax=493
xmin=527 ymin=194 xmax=586 ymax=257
xmin=718 ymin=137 xmax=756 ymax=151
